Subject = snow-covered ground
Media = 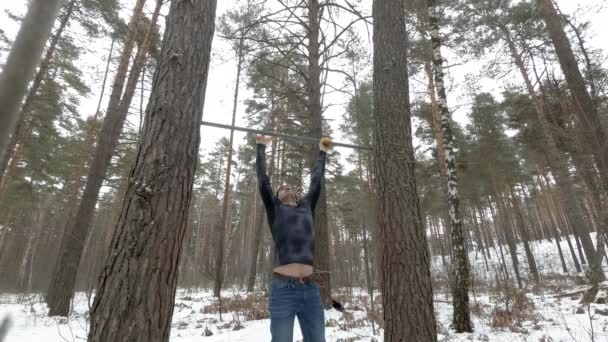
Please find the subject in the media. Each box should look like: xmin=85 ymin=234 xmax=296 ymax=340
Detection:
xmin=433 ymin=232 xmax=608 ymax=290
xmin=1 ymin=287 xmax=607 ymax=341
xmin=1 ymin=233 xmax=607 ymax=341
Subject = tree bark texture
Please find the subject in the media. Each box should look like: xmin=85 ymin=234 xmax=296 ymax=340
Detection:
xmin=87 ymin=0 xmax=217 ymax=340
xmin=373 ymin=0 xmax=438 ymax=340
xmin=427 ymin=1 xmax=472 ymax=333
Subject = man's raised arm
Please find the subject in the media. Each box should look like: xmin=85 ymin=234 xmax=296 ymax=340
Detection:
xmin=256 ymin=135 xmax=275 ymax=216
xmin=306 ymin=138 xmax=332 ymax=210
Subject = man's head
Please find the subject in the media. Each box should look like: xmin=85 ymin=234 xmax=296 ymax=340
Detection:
xmin=277 ymin=185 xmax=298 ymax=207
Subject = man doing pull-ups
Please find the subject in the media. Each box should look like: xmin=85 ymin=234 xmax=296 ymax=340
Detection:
xmin=256 ymin=135 xmax=332 ymax=342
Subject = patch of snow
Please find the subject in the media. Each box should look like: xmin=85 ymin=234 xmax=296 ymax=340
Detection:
xmin=2 ymin=234 xmax=608 ymax=341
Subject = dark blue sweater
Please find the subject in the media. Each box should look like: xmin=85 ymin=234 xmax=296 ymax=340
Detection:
xmin=256 ymin=144 xmax=326 ymax=267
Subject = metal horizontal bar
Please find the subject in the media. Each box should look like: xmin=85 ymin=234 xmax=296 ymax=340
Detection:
xmin=201 ymin=121 xmax=371 ymax=150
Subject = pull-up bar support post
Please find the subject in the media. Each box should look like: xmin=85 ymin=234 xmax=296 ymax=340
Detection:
xmin=201 ymin=121 xmax=371 ymax=150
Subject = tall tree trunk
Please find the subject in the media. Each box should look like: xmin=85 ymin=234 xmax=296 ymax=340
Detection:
xmin=92 ymin=38 xmax=115 ymax=118
xmin=0 ymin=207 xmax=16 ymax=288
xmin=361 ymin=223 xmax=377 ymax=334
xmin=427 ymin=1 xmax=472 ymax=332
xmin=477 ymin=206 xmax=495 ymax=251
xmin=356 ymin=153 xmax=377 ymax=335
xmin=0 ymin=0 xmax=76 ymax=182
xmin=501 ymin=26 xmax=601 ymax=277
xmin=214 ymin=36 xmax=245 ymax=298
xmin=17 ymin=199 xmax=49 ymax=291
xmin=0 ymin=145 xmax=22 ymax=197
xmin=434 ymin=217 xmax=449 ymax=270
xmin=306 ymin=0 xmax=332 ymax=308
xmin=508 ymin=185 xmax=541 ymax=286
xmin=538 ymin=173 xmax=583 ymax=272
xmin=538 ymin=0 xmax=608 ymax=197
xmin=494 ymin=190 xmax=523 ymax=289
xmin=372 ymin=0 xmax=437 ymax=339
xmin=538 ymin=6 xmax=608 ymax=296
xmin=47 ymin=40 xmax=115 ymax=292
xmin=547 ymin=210 xmax=569 ymax=273
xmin=487 ymin=201 xmax=511 ymax=282
xmin=468 ymin=210 xmax=483 ymax=254
xmin=46 ymin=0 xmax=150 ymax=317
xmin=471 ymin=207 xmax=490 ymax=271
xmin=561 ymin=15 xmax=597 ymax=98
xmin=423 ymin=61 xmax=447 ymax=177
xmin=192 ymin=188 xmax=206 ymax=287
xmin=247 ymin=202 xmax=265 ymax=292
xmin=533 ymin=179 xmax=568 ymax=273
xmin=0 ymin=0 xmax=64 ymax=165
xmin=582 ymin=230 xmax=607 ymax=303
xmin=87 ymin=0 xmax=217 ymax=340
xmin=139 ymin=64 xmax=146 ymax=138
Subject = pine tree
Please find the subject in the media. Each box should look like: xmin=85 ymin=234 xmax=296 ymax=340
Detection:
xmin=372 ymin=0 xmax=438 ymax=339
xmin=0 ymin=0 xmax=63 ymax=165
xmin=46 ymin=0 xmax=161 ymax=317
xmin=537 ymin=0 xmax=608 ymax=297
xmin=213 ymin=0 xmax=260 ymax=298
xmin=0 ymin=0 xmax=121 ymax=181
xmin=466 ymin=93 xmax=526 ymax=288
xmin=88 ymin=0 xmax=217 ymax=340
xmin=453 ymin=0 xmax=602 ymax=283
xmin=0 ymin=17 xmax=93 ymax=291
xmin=426 ymin=0 xmax=472 ymax=332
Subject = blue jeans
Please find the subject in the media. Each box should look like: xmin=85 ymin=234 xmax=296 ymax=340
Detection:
xmin=269 ymin=278 xmax=326 ymax=342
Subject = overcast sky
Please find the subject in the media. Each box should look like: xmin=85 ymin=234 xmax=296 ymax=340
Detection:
xmin=1 ymin=0 xmax=607 ymax=168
